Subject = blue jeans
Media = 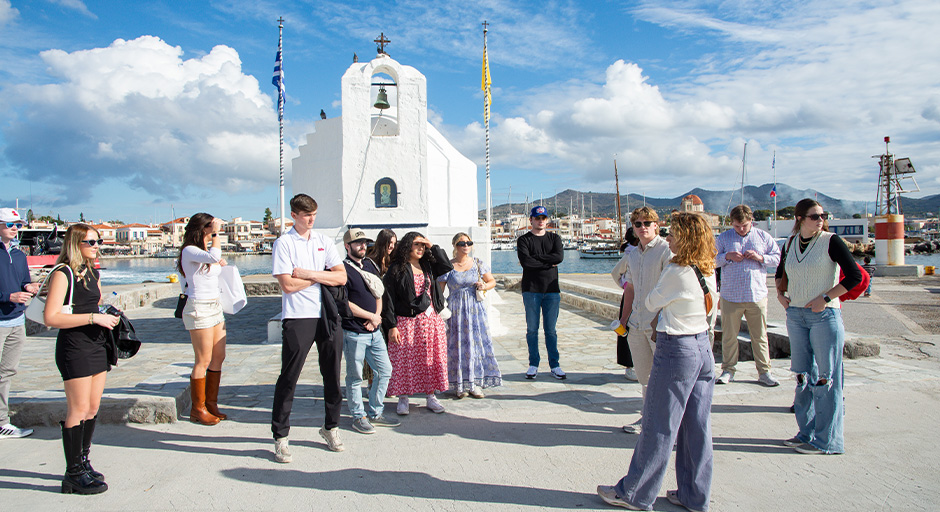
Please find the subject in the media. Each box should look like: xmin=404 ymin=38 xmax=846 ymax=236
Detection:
xmin=343 ymin=329 xmax=392 ymax=419
xmin=522 ymin=292 xmax=560 ymax=368
xmin=615 ymin=331 xmax=714 ymax=511
xmin=786 ymin=307 xmax=845 ymax=454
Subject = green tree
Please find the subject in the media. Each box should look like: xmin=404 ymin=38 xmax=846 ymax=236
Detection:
xmin=80 ymin=212 xmax=85 ymax=222
xmin=753 ymin=209 xmax=773 ymax=221
xmin=852 ymin=213 xmax=862 ymax=219
xmin=777 ymin=206 xmax=795 ymax=219
xmin=26 ymin=209 xmax=34 ymax=222
xmin=263 ymin=207 xmax=273 ymax=223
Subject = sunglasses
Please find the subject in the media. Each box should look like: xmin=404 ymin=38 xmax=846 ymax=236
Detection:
xmin=81 ymin=239 xmax=105 ymax=246
xmin=806 ymin=213 xmax=829 ymax=221
xmin=456 ymin=241 xmax=474 ymax=247
xmin=4 ymin=222 xmax=24 ymax=229
xmin=633 ymin=221 xmax=655 ymax=228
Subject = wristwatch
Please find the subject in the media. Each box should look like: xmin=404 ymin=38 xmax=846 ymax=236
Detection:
xmin=823 ymin=294 xmax=832 ymax=303
xmin=211 ymin=233 xmax=218 ymax=238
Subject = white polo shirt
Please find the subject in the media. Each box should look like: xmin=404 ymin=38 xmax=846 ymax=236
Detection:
xmin=272 ymin=228 xmax=343 ymax=319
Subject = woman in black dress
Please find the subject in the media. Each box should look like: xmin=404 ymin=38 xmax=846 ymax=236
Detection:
xmin=44 ymin=224 xmax=120 ymax=495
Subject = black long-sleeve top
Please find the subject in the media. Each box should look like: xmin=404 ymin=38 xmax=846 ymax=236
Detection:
xmin=516 ymin=231 xmax=564 ymax=293
xmin=381 ymin=245 xmax=453 ymax=331
xmin=775 ymin=233 xmax=862 ymax=291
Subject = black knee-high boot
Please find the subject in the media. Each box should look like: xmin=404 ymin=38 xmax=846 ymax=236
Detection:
xmin=60 ymin=421 xmax=108 ymax=495
xmin=81 ymin=416 xmax=105 ymax=482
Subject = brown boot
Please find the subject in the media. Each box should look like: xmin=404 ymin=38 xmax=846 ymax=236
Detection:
xmin=205 ymin=370 xmax=227 ymax=420
xmin=189 ymin=377 xmax=220 ymax=425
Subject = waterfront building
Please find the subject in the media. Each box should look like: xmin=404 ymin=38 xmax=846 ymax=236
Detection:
xmin=291 ymin=50 xmax=485 ymax=261
xmin=160 ymin=217 xmax=190 ymax=247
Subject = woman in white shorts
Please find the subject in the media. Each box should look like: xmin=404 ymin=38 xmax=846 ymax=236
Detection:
xmin=177 ymin=213 xmax=228 ymax=425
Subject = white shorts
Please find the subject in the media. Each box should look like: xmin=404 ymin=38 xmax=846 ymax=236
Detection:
xmin=182 ymin=298 xmax=224 ymax=331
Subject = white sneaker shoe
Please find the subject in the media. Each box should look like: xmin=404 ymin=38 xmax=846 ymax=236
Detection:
xmin=0 ymin=423 xmax=33 ymax=439
xmin=525 ymin=366 xmax=538 ymax=379
xmin=623 ymin=367 xmax=638 ymax=381
xmin=622 ymin=419 xmax=642 ymax=434
xmin=274 ymin=437 xmax=292 ymax=463
xmin=550 ymin=367 xmax=567 ymax=380
xmin=426 ymin=394 xmax=445 ymax=413
xmin=758 ymin=372 xmax=780 ymax=387
xmin=397 ymin=396 xmax=410 ymax=415
xmin=716 ymin=371 xmax=734 ymax=384
xmin=319 ymin=426 xmax=345 ymax=452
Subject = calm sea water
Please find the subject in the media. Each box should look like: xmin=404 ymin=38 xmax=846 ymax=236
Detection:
xmin=98 ymin=249 xmax=940 ymax=285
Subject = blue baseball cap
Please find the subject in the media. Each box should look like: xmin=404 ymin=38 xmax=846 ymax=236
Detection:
xmin=530 ymin=205 xmax=548 ymax=218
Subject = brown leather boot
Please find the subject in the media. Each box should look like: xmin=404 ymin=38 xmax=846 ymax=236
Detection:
xmin=189 ymin=377 xmax=220 ymax=425
xmin=205 ymin=370 xmax=227 ymax=420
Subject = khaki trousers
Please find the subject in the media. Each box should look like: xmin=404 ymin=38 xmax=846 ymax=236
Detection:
xmin=720 ymin=297 xmax=771 ymax=374
xmin=626 ymin=327 xmax=656 ymax=404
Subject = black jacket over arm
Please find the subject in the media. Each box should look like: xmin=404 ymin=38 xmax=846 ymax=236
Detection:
xmin=381 ymin=245 xmax=453 ymax=331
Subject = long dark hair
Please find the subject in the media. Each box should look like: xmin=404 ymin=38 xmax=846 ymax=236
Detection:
xmin=366 ymin=228 xmax=397 ymax=276
xmin=388 ymin=231 xmax=436 ymax=280
xmin=791 ymin=198 xmax=829 ymax=234
xmin=177 ymin=213 xmax=215 ymax=277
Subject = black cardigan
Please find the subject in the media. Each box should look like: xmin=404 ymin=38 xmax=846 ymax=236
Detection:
xmin=381 ymin=245 xmax=453 ymax=331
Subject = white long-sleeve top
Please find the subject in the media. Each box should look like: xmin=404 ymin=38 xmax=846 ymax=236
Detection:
xmin=645 ymin=263 xmax=718 ymax=335
xmin=181 ymin=246 xmax=222 ymax=300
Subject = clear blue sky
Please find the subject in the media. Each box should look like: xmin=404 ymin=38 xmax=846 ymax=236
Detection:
xmin=1 ymin=0 xmax=937 ymax=224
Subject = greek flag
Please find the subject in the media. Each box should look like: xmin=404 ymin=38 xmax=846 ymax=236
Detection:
xmin=272 ymin=50 xmax=285 ymax=120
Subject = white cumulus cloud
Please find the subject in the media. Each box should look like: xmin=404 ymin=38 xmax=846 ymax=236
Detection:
xmin=1 ymin=36 xmax=280 ymax=206
xmin=0 ymin=0 xmax=18 ymax=25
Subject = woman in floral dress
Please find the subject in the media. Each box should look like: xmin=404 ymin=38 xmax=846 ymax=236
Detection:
xmin=438 ymin=233 xmax=502 ymax=398
xmin=382 ymin=232 xmax=453 ymax=415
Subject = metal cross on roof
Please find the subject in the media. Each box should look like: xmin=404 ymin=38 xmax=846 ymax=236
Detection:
xmin=374 ymin=33 xmax=390 ymax=54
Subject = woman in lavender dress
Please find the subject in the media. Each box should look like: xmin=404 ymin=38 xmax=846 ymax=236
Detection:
xmin=438 ymin=232 xmax=502 ymax=398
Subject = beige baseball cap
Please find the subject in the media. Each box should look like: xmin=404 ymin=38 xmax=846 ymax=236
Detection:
xmin=343 ymin=228 xmax=372 ymax=244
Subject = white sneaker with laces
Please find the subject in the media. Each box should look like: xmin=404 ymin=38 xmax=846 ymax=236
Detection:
xmin=623 ymin=367 xmax=638 ymax=381
xmin=550 ymin=367 xmax=567 ymax=380
xmin=319 ymin=426 xmax=345 ymax=452
xmin=426 ymin=394 xmax=445 ymax=413
xmin=622 ymin=418 xmax=642 ymax=434
xmin=0 ymin=423 xmax=33 ymax=439
xmin=274 ymin=437 xmax=292 ymax=463
xmin=525 ymin=366 xmax=538 ymax=379
xmin=758 ymin=372 xmax=780 ymax=387
xmin=716 ymin=371 xmax=734 ymax=384
xmin=397 ymin=396 xmax=410 ymax=415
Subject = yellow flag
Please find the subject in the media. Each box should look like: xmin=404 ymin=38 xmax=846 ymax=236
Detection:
xmin=482 ymin=45 xmax=492 ymax=122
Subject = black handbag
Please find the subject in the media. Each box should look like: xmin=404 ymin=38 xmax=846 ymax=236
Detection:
xmin=174 ymin=282 xmax=188 ymax=319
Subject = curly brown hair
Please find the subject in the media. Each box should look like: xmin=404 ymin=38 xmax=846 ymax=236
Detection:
xmin=669 ymin=212 xmax=717 ymax=276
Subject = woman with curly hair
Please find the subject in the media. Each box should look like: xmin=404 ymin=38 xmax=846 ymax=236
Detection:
xmin=44 ymin=224 xmax=120 ymax=494
xmin=381 ymin=231 xmax=453 ymax=415
xmin=598 ymin=212 xmax=718 ymax=512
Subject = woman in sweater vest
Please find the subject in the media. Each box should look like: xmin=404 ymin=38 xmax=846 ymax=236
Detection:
xmin=775 ymin=198 xmax=861 ymax=455
xmin=598 ymin=212 xmax=719 ymax=512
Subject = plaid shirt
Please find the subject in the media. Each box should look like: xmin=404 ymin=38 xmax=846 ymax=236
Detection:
xmin=716 ymin=226 xmax=781 ymax=303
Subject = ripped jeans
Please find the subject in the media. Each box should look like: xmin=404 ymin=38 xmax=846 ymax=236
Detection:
xmin=785 ymin=306 xmax=845 ymax=454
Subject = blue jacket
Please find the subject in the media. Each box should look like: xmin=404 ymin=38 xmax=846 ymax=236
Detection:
xmin=0 ymin=243 xmax=32 ymax=321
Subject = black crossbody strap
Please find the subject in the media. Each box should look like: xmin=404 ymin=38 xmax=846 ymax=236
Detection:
xmin=690 ymin=265 xmax=709 ymax=296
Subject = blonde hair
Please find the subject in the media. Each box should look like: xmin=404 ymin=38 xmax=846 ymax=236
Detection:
xmin=669 ymin=213 xmax=717 ymax=276
xmin=56 ymin=223 xmax=99 ymax=287
xmin=451 ymin=232 xmax=471 ymax=258
xmin=630 ymin=206 xmax=659 ymax=224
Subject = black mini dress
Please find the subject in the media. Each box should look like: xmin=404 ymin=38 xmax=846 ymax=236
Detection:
xmin=54 ymin=266 xmax=110 ymax=381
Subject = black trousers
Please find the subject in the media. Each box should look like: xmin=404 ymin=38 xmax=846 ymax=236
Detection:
xmin=616 ymin=296 xmax=634 ymax=368
xmin=271 ymin=318 xmax=343 ymax=439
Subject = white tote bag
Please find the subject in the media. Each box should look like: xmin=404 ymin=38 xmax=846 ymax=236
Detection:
xmin=24 ymin=264 xmax=74 ymax=324
xmin=218 ymin=265 xmax=247 ymax=315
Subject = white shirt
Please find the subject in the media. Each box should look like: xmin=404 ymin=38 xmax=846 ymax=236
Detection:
xmin=272 ymin=228 xmax=343 ymax=319
xmin=181 ymin=246 xmax=222 ymax=300
xmin=645 ymin=263 xmax=718 ymax=335
xmin=620 ymin=236 xmax=673 ymax=330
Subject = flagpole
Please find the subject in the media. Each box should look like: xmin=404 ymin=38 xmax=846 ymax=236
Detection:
xmin=275 ymin=17 xmax=286 ymax=236
xmin=772 ymin=151 xmax=777 ymax=237
xmin=482 ymin=21 xmax=492 ymax=247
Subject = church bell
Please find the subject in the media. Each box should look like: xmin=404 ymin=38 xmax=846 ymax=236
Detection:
xmin=374 ymin=86 xmax=391 ymax=110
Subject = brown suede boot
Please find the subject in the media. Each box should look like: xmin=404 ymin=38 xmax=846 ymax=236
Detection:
xmin=189 ymin=377 xmax=221 ymax=425
xmin=205 ymin=370 xmax=227 ymax=420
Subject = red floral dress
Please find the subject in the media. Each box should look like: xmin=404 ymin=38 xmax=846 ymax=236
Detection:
xmin=386 ymin=271 xmax=449 ymax=396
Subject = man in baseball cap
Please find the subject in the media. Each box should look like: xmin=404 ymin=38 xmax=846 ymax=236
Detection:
xmin=0 ymin=207 xmax=39 ymax=438
xmin=516 ymin=205 xmax=566 ymax=380
xmin=343 ymin=228 xmax=373 ymax=245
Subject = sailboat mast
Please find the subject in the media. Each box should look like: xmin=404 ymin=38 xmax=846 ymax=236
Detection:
xmin=614 ymin=159 xmax=623 ymax=243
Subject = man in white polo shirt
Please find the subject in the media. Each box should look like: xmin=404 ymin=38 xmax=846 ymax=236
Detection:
xmin=270 ymin=194 xmax=347 ymax=461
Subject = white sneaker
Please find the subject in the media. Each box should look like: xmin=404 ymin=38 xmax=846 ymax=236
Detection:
xmin=274 ymin=437 xmax=292 ymax=463
xmin=319 ymin=426 xmax=345 ymax=452
xmin=623 ymin=367 xmax=638 ymax=381
xmin=0 ymin=423 xmax=33 ymax=439
xmin=550 ymin=367 xmax=567 ymax=380
xmin=525 ymin=366 xmax=538 ymax=379
xmin=426 ymin=394 xmax=445 ymax=413
xmin=622 ymin=419 xmax=642 ymax=434
xmin=758 ymin=372 xmax=780 ymax=387
xmin=716 ymin=371 xmax=734 ymax=384
xmin=397 ymin=396 xmax=410 ymax=415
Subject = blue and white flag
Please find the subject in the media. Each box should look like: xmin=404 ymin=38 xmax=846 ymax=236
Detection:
xmin=272 ymin=50 xmax=285 ymax=120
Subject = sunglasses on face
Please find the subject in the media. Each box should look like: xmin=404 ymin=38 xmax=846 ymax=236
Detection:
xmin=456 ymin=241 xmax=474 ymax=247
xmin=81 ymin=239 xmax=105 ymax=247
xmin=4 ymin=222 xmax=24 ymax=229
xmin=806 ymin=213 xmax=829 ymax=221
xmin=633 ymin=221 xmax=655 ymax=228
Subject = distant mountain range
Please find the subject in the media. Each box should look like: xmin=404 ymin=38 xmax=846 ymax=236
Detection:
xmin=482 ymin=183 xmax=940 ymax=219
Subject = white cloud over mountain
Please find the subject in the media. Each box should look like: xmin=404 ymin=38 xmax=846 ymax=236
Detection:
xmin=1 ymin=36 xmax=279 ymax=206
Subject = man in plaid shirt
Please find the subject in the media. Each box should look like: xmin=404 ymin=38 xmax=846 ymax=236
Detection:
xmin=716 ymin=205 xmax=782 ymax=387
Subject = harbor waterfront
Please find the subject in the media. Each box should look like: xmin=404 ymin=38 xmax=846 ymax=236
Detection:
xmin=3 ymin=271 xmax=939 ymax=510
xmin=98 ymin=249 xmax=940 ymax=285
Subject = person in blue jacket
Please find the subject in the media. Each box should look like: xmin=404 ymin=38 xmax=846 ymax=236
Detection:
xmin=0 ymin=208 xmax=40 ymax=439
